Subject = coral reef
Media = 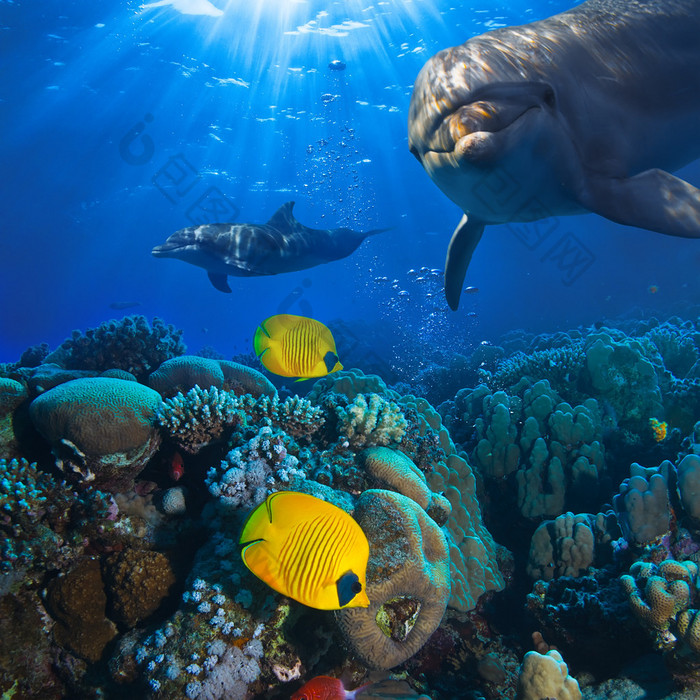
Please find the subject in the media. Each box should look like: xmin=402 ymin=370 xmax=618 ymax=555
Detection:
xmin=29 ymin=377 xmax=162 ymax=491
xmin=336 ymin=489 xmax=450 ymax=670
xmin=516 ymin=649 xmax=581 ymax=700
xmin=44 ymin=315 xmax=186 ymax=382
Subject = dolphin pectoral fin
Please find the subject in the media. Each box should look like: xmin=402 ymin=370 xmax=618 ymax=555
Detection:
xmin=444 ymin=214 xmax=485 ymax=311
xmin=581 ymin=169 xmax=700 ymax=238
xmin=207 ymin=272 xmax=232 ymax=293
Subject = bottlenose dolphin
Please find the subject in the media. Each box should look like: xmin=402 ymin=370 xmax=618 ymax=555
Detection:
xmin=152 ymin=201 xmax=386 ymax=292
xmin=408 ymin=0 xmax=700 ymax=309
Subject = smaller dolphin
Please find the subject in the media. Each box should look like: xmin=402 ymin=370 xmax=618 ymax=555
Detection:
xmin=152 ymin=201 xmax=387 ymax=293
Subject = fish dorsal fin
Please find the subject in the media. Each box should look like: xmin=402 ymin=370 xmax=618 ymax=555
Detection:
xmin=266 ymin=201 xmax=296 ymax=229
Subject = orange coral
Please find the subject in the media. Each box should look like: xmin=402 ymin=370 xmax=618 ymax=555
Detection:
xmin=650 ymin=418 xmax=667 ymax=442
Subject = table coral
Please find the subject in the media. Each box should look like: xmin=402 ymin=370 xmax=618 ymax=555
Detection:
xmin=29 ymin=377 xmax=162 ymax=492
xmin=336 ymin=489 xmax=450 ymax=670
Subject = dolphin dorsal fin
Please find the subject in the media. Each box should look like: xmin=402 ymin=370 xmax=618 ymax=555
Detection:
xmin=266 ymin=201 xmax=296 ymax=229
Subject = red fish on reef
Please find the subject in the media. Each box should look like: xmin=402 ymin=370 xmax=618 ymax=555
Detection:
xmin=169 ymin=451 xmax=185 ymax=481
xmin=290 ymin=675 xmax=370 ymax=700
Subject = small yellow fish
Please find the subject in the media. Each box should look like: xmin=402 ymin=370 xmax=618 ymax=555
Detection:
xmin=239 ymin=491 xmax=370 ymax=610
xmin=253 ymin=314 xmax=343 ymax=380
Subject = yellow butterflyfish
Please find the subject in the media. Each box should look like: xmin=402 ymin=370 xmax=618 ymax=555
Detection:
xmin=239 ymin=491 xmax=370 ymax=610
xmin=253 ymin=313 xmax=343 ymax=380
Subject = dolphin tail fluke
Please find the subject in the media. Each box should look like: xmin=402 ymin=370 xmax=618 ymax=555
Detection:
xmin=364 ymin=227 xmax=392 ymax=237
xmin=208 ymin=272 xmax=232 ymax=293
xmin=580 ymin=169 xmax=700 ymax=239
xmin=444 ymin=214 xmax=485 ymax=311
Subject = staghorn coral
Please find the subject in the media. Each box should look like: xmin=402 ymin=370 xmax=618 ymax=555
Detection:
xmin=336 ymin=489 xmax=450 ymax=670
xmin=103 ymin=548 xmax=176 ymax=627
xmin=157 ymin=385 xmax=245 ymax=454
xmin=29 ymin=377 xmax=162 ymax=492
xmin=336 ymin=393 xmax=407 ymax=449
xmin=44 ymin=315 xmax=185 ymax=382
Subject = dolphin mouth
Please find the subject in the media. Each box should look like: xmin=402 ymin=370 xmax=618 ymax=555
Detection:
xmin=151 ymin=242 xmax=182 ymax=257
xmin=409 ymin=81 xmax=555 ymax=163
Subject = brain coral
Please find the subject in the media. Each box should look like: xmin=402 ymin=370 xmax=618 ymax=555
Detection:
xmin=29 ymin=377 xmax=162 ymax=491
xmin=149 ymin=356 xmax=275 ymax=399
xmin=336 ymin=489 xmax=450 ymax=670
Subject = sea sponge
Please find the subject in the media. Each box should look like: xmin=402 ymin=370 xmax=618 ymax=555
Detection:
xmin=29 ymin=377 xmax=162 ymax=491
xmin=336 ymin=489 xmax=450 ymax=670
xmin=516 ymin=649 xmax=581 ymax=700
xmin=46 ymin=558 xmax=117 ymax=662
xmin=103 ymin=549 xmax=176 ymax=627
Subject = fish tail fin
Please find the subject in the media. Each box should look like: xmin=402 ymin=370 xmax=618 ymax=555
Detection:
xmin=253 ymin=320 xmax=273 ymax=358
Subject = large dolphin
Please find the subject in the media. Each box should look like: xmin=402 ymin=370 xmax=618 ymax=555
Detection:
xmin=152 ymin=201 xmax=386 ymax=292
xmin=408 ymin=0 xmax=700 ymax=309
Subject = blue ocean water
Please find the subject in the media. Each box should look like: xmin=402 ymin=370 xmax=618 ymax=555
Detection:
xmin=3 ymin=0 xmax=698 ymax=368
xmin=3 ymin=2 xmax=700 ymax=699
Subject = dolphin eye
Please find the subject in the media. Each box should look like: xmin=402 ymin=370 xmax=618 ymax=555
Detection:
xmin=543 ymin=87 xmax=555 ymax=108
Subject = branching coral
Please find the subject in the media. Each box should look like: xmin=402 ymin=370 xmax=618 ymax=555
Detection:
xmin=44 ymin=315 xmax=185 ymax=382
xmin=336 ymin=393 xmax=407 ymax=449
xmin=238 ymin=394 xmax=325 ymax=441
xmin=206 ymin=426 xmax=304 ymax=510
xmin=157 ymin=385 xmax=245 ymax=454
